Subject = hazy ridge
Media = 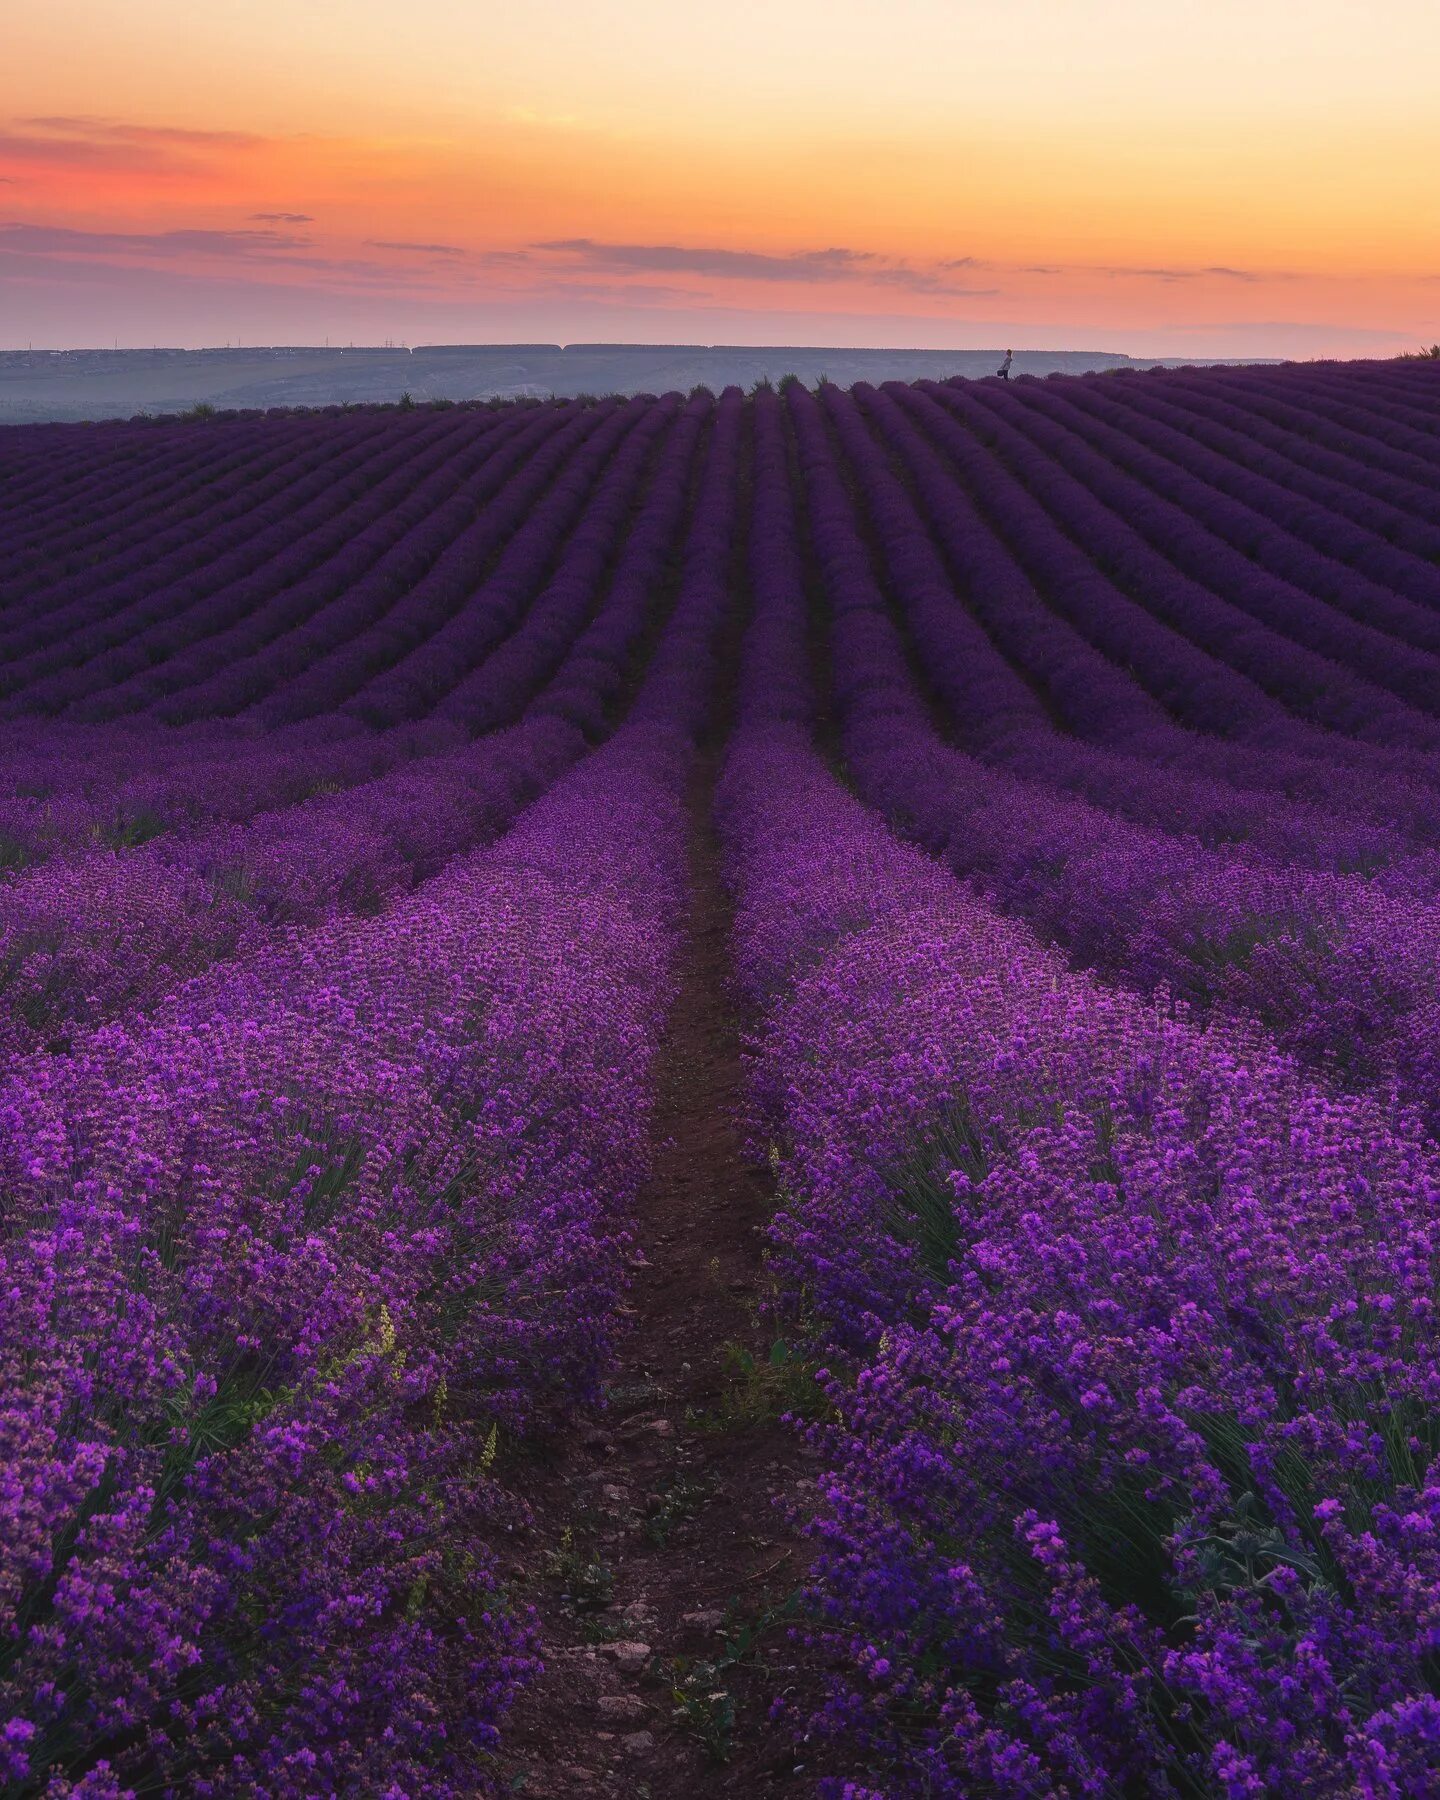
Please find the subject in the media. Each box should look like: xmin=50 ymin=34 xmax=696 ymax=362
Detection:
xmin=0 ymin=340 xmax=1272 ymax=424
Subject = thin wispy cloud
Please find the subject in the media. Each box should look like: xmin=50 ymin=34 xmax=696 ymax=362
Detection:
xmin=955 ymin=258 xmax=1279 ymax=284
xmin=21 ymin=115 xmax=262 ymax=149
xmin=1110 ymin=264 xmax=1265 ymax=283
xmin=0 ymin=131 xmax=170 ymax=170
xmin=365 ymin=238 xmax=466 ymax=257
xmin=0 ymin=116 xmax=266 ymax=174
xmin=869 ymin=267 xmax=997 ymax=297
xmin=0 ymin=224 xmax=503 ymax=301
xmin=251 ymin=211 xmax=314 ymax=224
xmin=532 ymin=238 xmax=992 ymax=295
xmin=524 ymin=278 xmax=695 ymax=306
xmin=533 ymin=238 xmax=865 ymax=282
xmin=0 ymin=223 xmax=312 ymax=258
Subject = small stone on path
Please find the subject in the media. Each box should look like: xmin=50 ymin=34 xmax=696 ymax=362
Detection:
xmin=596 ymin=1694 xmax=648 ymax=1722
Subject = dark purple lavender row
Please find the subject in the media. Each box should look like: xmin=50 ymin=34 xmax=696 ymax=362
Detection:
xmin=927 ymin=379 xmax=1440 ymax=727
xmin=1000 ymin=375 xmax=1440 ymax=632
xmin=0 ymin=415 xmax=398 ymax=600
xmin=0 ymin=414 xmax=298 ymax=566
xmin=896 ymin=379 xmax=1440 ymax=764
xmin=0 ymin=721 xmax=463 ymax=870
xmin=1207 ymin=362 xmax=1440 ymax=469
xmin=438 ymin=390 xmax=711 ymax=734
xmin=0 ymin=421 xmax=147 ymax=513
xmin=161 ymin=379 xmax=727 ymax=939
xmin=1 ymin=409 xmax=503 ymax=620
xmin=0 ymin=412 xmax=425 ymax=583
xmin=508 ymin=387 xmax=719 ymax=738
xmin=0 ymin=388 xmax=702 ymax=871
xmin=629 ymin=384 xmax=746 ymax=734
xmin=221 ymin=401 xmax=624 ymax=726
xmin=1278 ymin=360 xmax=1440 ymax=437
xmin=1089 ymin=365 xmax=1440 ymax=543
xmin=4 ymin=414 xmax=508 ymax=718
xmin=0 ymin=411 xmax=461 ymax=663
xmin=0 ymin=408 xmax=543 ymax=706
xmin=825 ymin=381 xmax=1427 ymax=864
xmin=340 ymin=392 xmax=669 ymax=728
xmin=69 ymin=402 xmax=623 ymax=725
xmin=1334 ymin=359 xmax=1440 ymax=400
xmin=869 ymin=377 xmax=1440 ymax=836
xmin=136 ymin=410 xmax=582 ymax=727
xmin=1163 ymin=363 xmax=1440 ymax=497
xmin=843 ymin=381 xmax=1165 ymax=744
xmin=0 ymin=438 xmax=287 ymax=587
xmin=1070 ymin=367 xmax=1440 ymax=558
xmin=737 ymin=385 xmax=816 ymax=730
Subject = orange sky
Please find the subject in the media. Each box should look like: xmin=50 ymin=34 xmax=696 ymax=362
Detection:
xmin=3 ymin=0 xmax=1437 ymax=354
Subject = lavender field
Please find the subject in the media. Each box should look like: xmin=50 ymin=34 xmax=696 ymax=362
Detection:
xmin=5 ymin=355 xmax=1440 ymax=1797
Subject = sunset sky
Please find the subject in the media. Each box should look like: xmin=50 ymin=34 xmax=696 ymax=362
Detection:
xmin=3 ymin=0 xmax=1437 ymax=356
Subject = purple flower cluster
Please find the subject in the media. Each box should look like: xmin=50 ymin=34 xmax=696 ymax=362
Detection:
xmin=0 ymin=717 xmax=690 ymax=1793
xmin=721 ymin=719 xmax=1440 ymax=1796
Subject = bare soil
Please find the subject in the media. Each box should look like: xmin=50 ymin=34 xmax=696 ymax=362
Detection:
xmin=497 ymin=766 xmax=825 ymax=1797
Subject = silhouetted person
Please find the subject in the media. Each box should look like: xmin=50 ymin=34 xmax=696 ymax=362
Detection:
xmin=997 ymin=349 xmax=1013 ymax=380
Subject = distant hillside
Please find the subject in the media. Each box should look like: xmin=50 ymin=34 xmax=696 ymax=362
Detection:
xmin=0 ymin=341 xmax=1274 ymax=424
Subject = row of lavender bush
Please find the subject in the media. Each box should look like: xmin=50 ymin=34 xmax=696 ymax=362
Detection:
xmin=0 ymin=389 xmax=749 ymax=1793
xmin=725 ymin=377 xmax=1440 ymax=1790
xmin=782 ymin=382 xmax=1440 ymax=1142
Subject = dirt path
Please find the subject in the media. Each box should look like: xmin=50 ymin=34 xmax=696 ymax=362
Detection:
xmin=498 ymin=763 xmax=822 ymax=1798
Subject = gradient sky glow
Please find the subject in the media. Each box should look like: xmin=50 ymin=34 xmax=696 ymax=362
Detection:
xmin=3 ymin=0 xmax=1437 ymax=355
